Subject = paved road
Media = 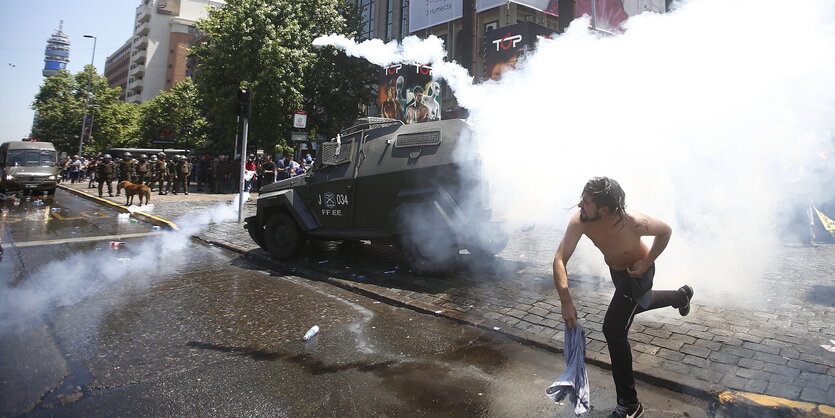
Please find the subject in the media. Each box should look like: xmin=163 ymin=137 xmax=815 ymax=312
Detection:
xmin=57 ymin=182 xmax=835 ymax=413
xmin=0 ymin=189 xmax=711 ymax=416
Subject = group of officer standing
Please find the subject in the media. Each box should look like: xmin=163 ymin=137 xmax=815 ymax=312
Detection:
xmin=93 ymin=152 xmax=192 ymax=198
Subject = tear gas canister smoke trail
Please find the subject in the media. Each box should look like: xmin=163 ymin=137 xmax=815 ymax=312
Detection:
xmin=315 ymin=0 xmax=835 ymax=305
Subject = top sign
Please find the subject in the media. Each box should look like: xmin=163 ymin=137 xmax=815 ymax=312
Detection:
xmin=293 ymin=111 xmax=308 ymax=129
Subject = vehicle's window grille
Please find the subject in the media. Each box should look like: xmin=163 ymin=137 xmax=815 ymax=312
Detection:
xmin=395 ymin=131 xmax=441 ymax=148
xmin=321 ymin=140 xmax=354 ymax=166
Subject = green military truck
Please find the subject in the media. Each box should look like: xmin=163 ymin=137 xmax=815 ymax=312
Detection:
xmin=244 ymin=117 xmax=507 ymax=273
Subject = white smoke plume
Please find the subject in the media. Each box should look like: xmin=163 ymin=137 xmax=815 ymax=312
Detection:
xmin=316 ymin=0 xmax=835 ymax=305
xmin=0 ymin=194 xmax=248 ymax=334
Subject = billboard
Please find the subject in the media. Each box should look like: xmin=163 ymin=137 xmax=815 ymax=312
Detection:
xmin=44 ymin=61 xmax=67 ymax=71
xmin=410 ymin=0 xmax=668 ymax=32
xmin=378 ymin=64 xmax=442 ymax=124
xmin=483 ymin=21 xmax=552 ymax=81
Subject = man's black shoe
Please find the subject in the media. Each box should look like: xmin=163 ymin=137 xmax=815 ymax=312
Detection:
xmin=678 ymin=285 xmax=694 ymax=316
xmin=609 ymin=402 xmax=643 ymax=418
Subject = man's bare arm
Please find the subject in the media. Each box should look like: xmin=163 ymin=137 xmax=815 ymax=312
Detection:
xmin=627 ymin=212 xmax=672 ymax=277
xmin=553 ymin=213 xmax=583 ymax=328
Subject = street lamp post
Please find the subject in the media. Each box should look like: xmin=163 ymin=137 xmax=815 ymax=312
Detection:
xmin=78 ymin=34 xmax=97 ymax=157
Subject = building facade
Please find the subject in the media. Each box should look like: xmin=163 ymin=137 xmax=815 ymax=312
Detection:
xmin=122 ymin=0 xmax=225 ymax=104
xmin=43 ymin=21 xmax=71 ymax=78
xmin=104 ymin=41 xmax=132 ymax=101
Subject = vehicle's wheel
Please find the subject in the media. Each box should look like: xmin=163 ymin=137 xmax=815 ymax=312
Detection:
xmin=264 ymin=212 xmax=306 ymax=259
xmin=399 ymin=233 xmax=457 ymax=275
xmin=245 ymin=216 xmax=267 ymax=249
xmin=467 ymin=227 xmax=508 ymax=259
xmin=45 ymin=188 xmax=56 ymax=196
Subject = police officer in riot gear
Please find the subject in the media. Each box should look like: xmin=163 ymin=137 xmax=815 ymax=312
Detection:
xmin=135 ymin=154 xmax=150 ymax=185
xmin=154 ymin=152 xmax=168 ymax=195
xmin=115 ymin=152 xmax=135 ymax=196
xmin=96 ymin=154 xmax=118 ymax=197
xmin=166 ymin=155 xmax=179 ymax=194
xmin=147 ymin=154 xmax=158 ymax=191
xmin=174 ymin=155 xmax=191 ymax=194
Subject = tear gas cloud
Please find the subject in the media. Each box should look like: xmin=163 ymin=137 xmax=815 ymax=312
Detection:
xmin=317 ymin=0 xmax=835 ymax=304
xmin=0 ymin=194 xmax=247 ymax=334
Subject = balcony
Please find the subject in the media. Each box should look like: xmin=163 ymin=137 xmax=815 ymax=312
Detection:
xmin=127 ymin=77 xmax=143 ymax=92
xmin=129 ymin=63 xmax=145 ymax=77
xmin=135 ymin=21 xmax=150 ymax=36
xmin=133 ymin=35 xmax=148 ymax=50
xmin=131 ymin=49 xmax=147 ymax=64
xmin=136 ymin=7 xmax=150 ymax=23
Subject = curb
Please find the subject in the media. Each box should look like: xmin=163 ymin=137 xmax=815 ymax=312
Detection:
xmin=57 ymin=184 xmax=179 ymax=230
xmin=713 ymin=391 xmax=835 ymax=417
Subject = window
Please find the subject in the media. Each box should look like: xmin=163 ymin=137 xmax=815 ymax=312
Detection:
xmin=385 ymin=0 xmax=394 ymax=40
xmin=359 ymin=0 xmax=374 ymax=40
xmin=400 ymin=0 xmax=410 ymax=37
xmin=7 ymin=150 xmax=56 ymax=167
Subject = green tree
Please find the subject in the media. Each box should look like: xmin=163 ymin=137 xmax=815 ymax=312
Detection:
xmin=137 ymin=79 xmax=208 ymax=150
xmin=190 ymin=0 xmax=376 ymax=154
xmin=31 ymin=66 xmax=138 ymax=154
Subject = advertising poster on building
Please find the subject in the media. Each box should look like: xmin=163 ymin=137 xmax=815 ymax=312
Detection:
xmin=411 ymin=0 xmax=667 ymax=32
xmin=378 ymin=64 xmax=442 ymax=124
xmin=483 ymin=21 xmax=552 ymax=81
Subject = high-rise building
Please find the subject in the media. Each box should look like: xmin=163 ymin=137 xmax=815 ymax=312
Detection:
xmin=43 ymin=20 xmax=70 ymax=77
xmin=122 ymin=0 xmax=225 ymax=103
xmin=104 ymin=41 xmax=132 ymax=101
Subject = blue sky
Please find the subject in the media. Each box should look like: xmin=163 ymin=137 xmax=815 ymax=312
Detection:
xmin=0 ymin=1 xmax=138 ymax=142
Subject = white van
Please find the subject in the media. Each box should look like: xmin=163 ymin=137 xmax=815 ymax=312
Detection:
xmin=0 ymin=140 xmax=59 ymax=195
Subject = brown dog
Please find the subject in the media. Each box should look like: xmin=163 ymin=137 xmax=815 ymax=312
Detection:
xmin=118 ymin=181 xmax=152 ymax=206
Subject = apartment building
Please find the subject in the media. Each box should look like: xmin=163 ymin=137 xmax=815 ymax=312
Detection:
xmin=121 ymin=0 xmax=225 ymax=104
xmin=104 ymin=41 xmax=131 ymax=101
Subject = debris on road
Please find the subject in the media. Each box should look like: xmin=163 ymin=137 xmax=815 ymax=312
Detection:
xmin=303 ymin=325 xmax=320 ymax=341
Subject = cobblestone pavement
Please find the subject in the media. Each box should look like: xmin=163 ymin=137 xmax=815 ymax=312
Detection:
xmin=63 ymin=182 xmax=835 ymax=407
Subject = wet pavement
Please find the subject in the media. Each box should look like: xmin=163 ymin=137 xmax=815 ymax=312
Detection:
xmin=0 ymin=189 xmax=710 ymax=416
xmin=53 ymin=182 xmax=835 ymax=414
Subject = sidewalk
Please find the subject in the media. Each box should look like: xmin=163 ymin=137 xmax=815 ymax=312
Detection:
xmin=60 ymin=181 xmax=835 ymax=416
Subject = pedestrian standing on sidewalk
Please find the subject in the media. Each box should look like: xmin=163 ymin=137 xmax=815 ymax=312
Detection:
xmin=552 ymin=176 xmax=694 ymax=418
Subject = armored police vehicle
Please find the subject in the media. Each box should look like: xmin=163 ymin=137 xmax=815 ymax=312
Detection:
xmin=244 ymin=117 xmax=506 ymax=273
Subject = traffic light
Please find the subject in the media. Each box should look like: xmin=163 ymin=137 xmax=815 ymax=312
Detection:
xmin=238 ymin=88 xmax=251 ymax=116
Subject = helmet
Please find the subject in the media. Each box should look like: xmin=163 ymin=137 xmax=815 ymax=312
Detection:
xmin=103 ymin=154 xmax=112 ymax=159
xmin=157 ymin=152 xmax=166 ymax=158
xmin=150 ymin=155 xmax=158 ymax=161
xmin=139 ymin=154 xmax=148 ymax=159
xmin=123 ymin=152 xmax=132 ymax=158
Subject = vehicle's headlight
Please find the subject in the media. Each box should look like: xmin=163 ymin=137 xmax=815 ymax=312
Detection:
xmin=47 ymin=175 xmax=56 ymax=180
xmin=5 ymin=175 xmax=13 ymax=181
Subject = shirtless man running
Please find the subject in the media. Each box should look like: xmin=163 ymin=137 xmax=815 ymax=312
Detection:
xmin=553 ymin=177 xmax=694 ymax=418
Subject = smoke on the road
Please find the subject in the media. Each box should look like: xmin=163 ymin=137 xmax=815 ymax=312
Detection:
xmin=316 ymin=0 xmax=835 ymax=305
xmin=0 ymin=194 xmax=248 ymax=334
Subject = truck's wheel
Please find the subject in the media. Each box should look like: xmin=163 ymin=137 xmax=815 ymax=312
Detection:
xmin=245 ymin=216 xmax=267 ymax=249
xmin=400 ymin=234 xmax=457 ymax=275
xmin=45 ymin=188 xmax=56 ymax=196
xmin=264 ymin=212 xmax=306 ymax=259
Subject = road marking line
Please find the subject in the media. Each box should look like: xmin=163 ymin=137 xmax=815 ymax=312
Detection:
xmin=9 ymin=232 xmax=164 ymax=248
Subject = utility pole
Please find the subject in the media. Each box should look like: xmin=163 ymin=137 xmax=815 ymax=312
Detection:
xmin=237 ymin=88 xmax=252 ymax=222
xmin=78 ymin=34 xmax=96 ymax=157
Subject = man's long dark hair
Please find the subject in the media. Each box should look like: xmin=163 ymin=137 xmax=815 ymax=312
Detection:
xmin=583 ymin=177 xmax=626 ymax=221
